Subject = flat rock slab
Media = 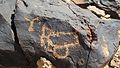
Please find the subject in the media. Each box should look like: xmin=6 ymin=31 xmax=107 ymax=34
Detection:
xmin=15 ymin=14 xmax=89 ymax=67
xmin=14 ymin=0 xmax=120 ymax=68
xmin=0 ymin=0 xmax=118 ymax=67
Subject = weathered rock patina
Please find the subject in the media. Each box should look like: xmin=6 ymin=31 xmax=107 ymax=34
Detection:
xmin=13 ymin=0 xmax=120 ymax=68
xmin=0 ymin=0 xmax=120 ymax=68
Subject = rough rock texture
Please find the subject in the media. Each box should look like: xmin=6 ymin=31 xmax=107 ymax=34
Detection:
xmin=110 ymin=46 xmax=120 ymax=68
xmin=0 ymin=0 xmax=120 ymax=68
xmin=0 ymin=0 xmax=16 ymax=24
xmin=37 ymin=57 xmax=55 ymax=68
xmin=0 ymin=13 xmax=28 ymax=66
xmin=0 ymin=0 xmax=30 ymax=67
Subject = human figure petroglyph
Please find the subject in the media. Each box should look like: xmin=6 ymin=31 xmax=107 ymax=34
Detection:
xmin=24 ymin=16 xmax=39 ymax=32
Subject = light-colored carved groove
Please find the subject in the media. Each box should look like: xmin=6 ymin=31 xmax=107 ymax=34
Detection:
xmin=40 ymin=23 xmax=80 ymax=58
xmin=24 ymin=16 xmax=80 ymax=59
xmin=24 ymin=16 xmax=39 ymax=32
xmin=53 ymin=47 xmax=69 ymax=59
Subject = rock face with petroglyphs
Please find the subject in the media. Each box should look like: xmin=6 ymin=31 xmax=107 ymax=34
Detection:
xmin=0 ymin=0 xmax=120 ymax=68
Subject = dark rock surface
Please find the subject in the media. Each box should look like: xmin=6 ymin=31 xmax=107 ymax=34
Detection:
xmin=0 ymin=13 xmax=28 ymax=66
xmin=0 ymin=0 xmax=30 ymax=67
xmin=0 ymin=0 xmax=120 ymax=68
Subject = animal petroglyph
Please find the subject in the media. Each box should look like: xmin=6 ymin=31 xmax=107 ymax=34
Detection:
xmin=24 ymin=16 xmax=80 ymax=59
xmin=40 ymin=23 xmax=80 ymax=59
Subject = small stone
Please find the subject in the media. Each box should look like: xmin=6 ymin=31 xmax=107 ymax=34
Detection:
xmin=87 ymin=6 xmax=105 ymax=16
xmin=37 ymin=57 xmax=55 ymax=68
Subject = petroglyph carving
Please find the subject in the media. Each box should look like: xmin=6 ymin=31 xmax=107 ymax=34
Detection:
xmin=24 ymin=16 xmax=80 ymax=59
xmin=40 ymin=23 xmax=80 ymax=59
xmin=24 ymin=16 xmax=39 ymax=32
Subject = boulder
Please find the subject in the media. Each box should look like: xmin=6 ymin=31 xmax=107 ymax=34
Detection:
xmin=13 ymin=0 xmax=120 ymax=68
xmin=0 ymin=0 xmax=120 ymax=68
